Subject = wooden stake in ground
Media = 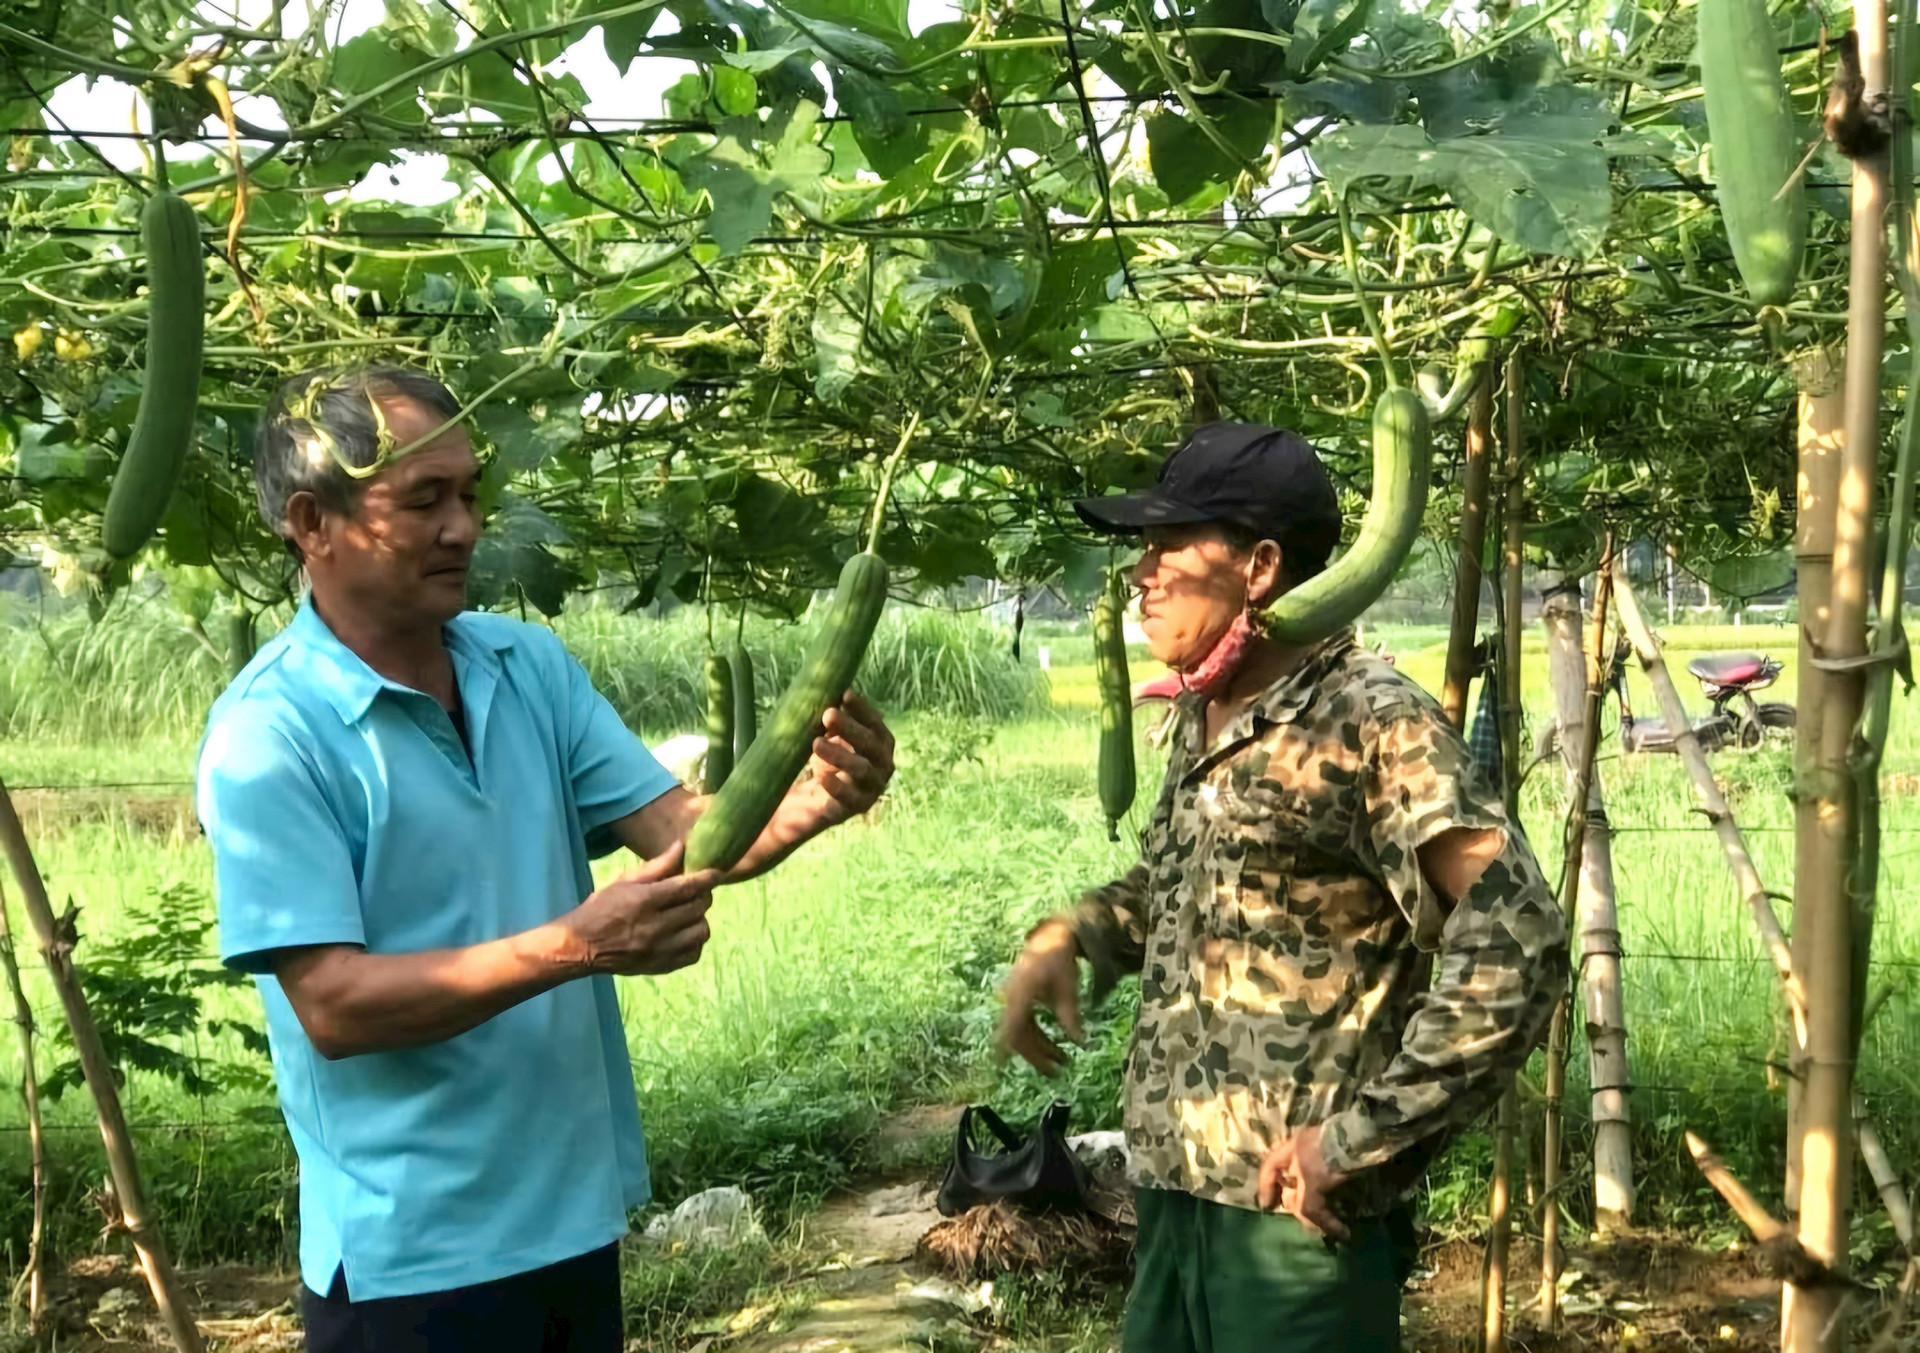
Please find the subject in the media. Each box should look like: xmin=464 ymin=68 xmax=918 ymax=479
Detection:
xmin=1481 ymin=350 xmax=1526 ymax=1353
xmin=1537 ymin=557 xmax=1618 ymax=1328
xmin=1441 ymin=364 xmax=1495 ymax=728
xmin=0 ymin=878 xmax=47 ymax=1333
xmin=1788 ymin=348 xmax=1844 ymax=1219
xmin=0 ymin=779 xmax=205 ymax=1353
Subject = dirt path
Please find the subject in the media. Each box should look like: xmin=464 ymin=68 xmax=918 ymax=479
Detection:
xmin=17 ymin=1190 xmax=1912 ymax=1351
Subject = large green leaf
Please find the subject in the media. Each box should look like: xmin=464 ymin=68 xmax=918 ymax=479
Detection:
xmin=681 ymin=101 xmax=833 ymax=254
xmin=1144 ymin=100 xmax=1274 ymax=204
xmin=469 ymin=496 xmax=578 ymax=616
xmin=1317 ymin=120 xmax=1615 ymax=258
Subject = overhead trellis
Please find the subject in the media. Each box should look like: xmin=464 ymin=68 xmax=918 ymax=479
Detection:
xmin=0 ymin=0 xmax=1894 ymax=617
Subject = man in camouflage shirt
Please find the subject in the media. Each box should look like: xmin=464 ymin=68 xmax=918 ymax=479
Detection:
xmin=998 ymin=422 xmax=1567 ymax=1352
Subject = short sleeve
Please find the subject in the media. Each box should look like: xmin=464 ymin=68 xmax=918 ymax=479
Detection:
xmin=556 ymin=640 xmax=679 ymax=839
xmin=197 ymin=709 xmax=365 ymax=974
xmin=1362 ymin=709 xmax=1509 ymax=951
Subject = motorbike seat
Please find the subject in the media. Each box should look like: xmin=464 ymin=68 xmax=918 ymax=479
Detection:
xmin=1686 ymin=653 xmax=1768 ymax=685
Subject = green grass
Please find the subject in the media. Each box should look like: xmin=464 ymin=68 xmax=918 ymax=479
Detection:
xmin=0 ymin=616 xmax=1917 ymax=1334
xmin=0 ymin=596 xmax=1048 ymax=744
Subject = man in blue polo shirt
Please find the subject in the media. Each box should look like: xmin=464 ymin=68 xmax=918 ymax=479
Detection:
xmin=196 ymin=365 xmax=896 ymax=1352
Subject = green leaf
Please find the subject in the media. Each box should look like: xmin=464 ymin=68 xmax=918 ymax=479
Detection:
xmin=470 ymin=496 xmax=577 ymax=616
xmin=780 ymin=0 xmax=912 ymax=44
xmin=812 ymin=297 xmax=865 ymax=401
xmin=682 ymin=101 xmax=832 ymax=254
xmin=1316 ymin=121 xmax=1614 ymax=258
xmin=474 ymin=402 xmax=582 ymax=476
xmin=723 ymin=46 xmax=812 ymax=73
xmin=835 ymin=68 xmax=925 ymax=176
xmin=711 ymin=65 xmax=759 ymax=116
xmin=1288 ymin=0 xmax=1372 ymax=76
xmin=1144 ymin=100 xmax=1273 ymax=203
xmin=730 ymin=474 xmax=827 ymax=548
xmin=331 ymin=30 xmax=430 ymax=126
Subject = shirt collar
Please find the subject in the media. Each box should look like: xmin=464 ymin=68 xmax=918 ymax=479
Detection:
xmin=1180 ymin=626 xmax=1359 ymax=770
xmin=287 ymin=597 xmax=516 ymax=725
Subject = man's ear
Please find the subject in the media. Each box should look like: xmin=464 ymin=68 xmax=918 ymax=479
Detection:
xmin=285 ymin=490 xmax=328 ymax=562
xmin=1247 ymin=538 xmax=1286 ymax=608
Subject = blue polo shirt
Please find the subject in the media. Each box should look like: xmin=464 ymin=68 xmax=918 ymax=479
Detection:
xmin=195 ymin=599 xmax=679 ymax=1300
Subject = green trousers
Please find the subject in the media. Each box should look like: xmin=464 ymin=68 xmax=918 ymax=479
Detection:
xmin=1121 ymin=1188 xmax=1416 ymax=1353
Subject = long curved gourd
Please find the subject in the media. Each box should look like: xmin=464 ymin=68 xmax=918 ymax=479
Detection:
xmin=1697 ymin=0 xmax=1805 ymax=305
xmin=1266 ymin=388 xmax=1432 ymax=645
xmin=1093 ymin=570 xmax=1135 ymax=842
xmin=104 ymin=191 xmax=205 ymax=559
xmin=685 ymin=552 xmax=889 ymax=872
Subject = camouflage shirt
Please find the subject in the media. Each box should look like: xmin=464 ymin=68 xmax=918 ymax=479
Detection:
xmin=1067 ymin=629 xmax=1567 ymax=1217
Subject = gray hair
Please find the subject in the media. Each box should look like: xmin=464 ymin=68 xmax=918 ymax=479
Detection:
xmin=254 ymin=364 xmax=462 ymax=550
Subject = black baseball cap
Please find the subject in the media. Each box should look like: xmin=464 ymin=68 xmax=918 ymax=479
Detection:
xmin=1073 ymin=422 xmax=1342 ymax=573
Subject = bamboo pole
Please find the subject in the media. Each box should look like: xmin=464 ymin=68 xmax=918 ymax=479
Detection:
xmin=1614 ymin=571 xmax=1914 ymax=1345
xmin=0 ymin=878 xmax=47 ymax=1333
xmin=1792 ymin=1 xmax=1890 ymax=1338
xmin=0 ymin=780 xmax=205 ymax=1353
xmin=1611 ymin=568 xmax=1807 ymax=1035
xmin=1442 ymin=365 xmax=1495 ymax=728
xmin=1540 ymin=571 xmax=1634 ymax=1236
xmin=1481 ymin=350 xmax=1526 ymax=1353
xmin=1538 ymin=556 xmax=1619 ymax=1328
xmin=1788 ymin=351 xmax=1844 ymax=1220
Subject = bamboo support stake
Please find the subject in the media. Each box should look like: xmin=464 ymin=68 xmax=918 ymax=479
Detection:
xmin=1481 ymin=350 xmax=1526 ymax=1353
xmin=1610 ymin=567 xmax=1807 ymax=1038
xmin=1789 ymin=351 xmax=1844 ymax=1218
xmin=1615 ymin=570 xmax=1915 ymax=1344
xmin=1541 ymin=569 xmax=1634 ymax=1236
xmin=1484 ymin=1086 xmax=1518 ymax=1353
xmin=1793 ymin=1 xmax=1889 ymax=1337
xmin=1538 ymin=555 xmax=1618 ymax=1327
xmin=0 ymin=878 xmax=47 ymax=1332
xmin=0 ymin=780 xmax=205 ymax=1353
xmin=1441 ymin=365 xmax=1495 ymax=728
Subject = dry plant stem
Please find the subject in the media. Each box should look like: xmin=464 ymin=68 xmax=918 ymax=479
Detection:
xmin=1440 ymin=365 xmax=1494 ymax=728
xmin=1481 ymin=350 xmax=1526 ymax=1353
xmin=1788 ymin=354 xmax=1844 ymax=1219
xmin=0 ymin=779 xmax=206 ymax=1353
xmin=1792 ymin=2 xmax=1889 ymax=1338
xmin=1686 ymin=1131 xmax=1792 ymax=1246
xmin=0 ymin=878 xmax=47 ymax=1332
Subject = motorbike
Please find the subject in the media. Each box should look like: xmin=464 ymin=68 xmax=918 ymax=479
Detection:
xmin=1611 ymin=646 xmax=1796 ymax=754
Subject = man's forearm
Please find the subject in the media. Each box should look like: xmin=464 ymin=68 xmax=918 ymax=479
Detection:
xmin=1319 ymin=851 xmax=1569 ymax=1174
xmin=275 ymin=922 xmax=589 ymax=1059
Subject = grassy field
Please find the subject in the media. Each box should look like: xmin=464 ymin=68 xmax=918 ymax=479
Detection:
xmin=1 ymin=605 xmax=1917 ymax=1343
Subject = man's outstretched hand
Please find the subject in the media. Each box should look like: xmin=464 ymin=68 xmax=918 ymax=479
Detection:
xmin=996 ymin=919 xmax=1086 ymax=1076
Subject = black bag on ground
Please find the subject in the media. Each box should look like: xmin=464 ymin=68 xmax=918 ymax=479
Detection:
xmin=935 ymin=1101 xmax=1093 ymax=1217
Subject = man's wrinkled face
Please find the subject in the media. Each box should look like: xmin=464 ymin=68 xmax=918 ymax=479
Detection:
xmin=301 ymin=395 xmax=481 ymax=628
xmin=1130 ymin=524 xmax=1253 ymax=670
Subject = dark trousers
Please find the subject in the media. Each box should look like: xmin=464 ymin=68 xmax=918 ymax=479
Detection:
xmin=1122 ymin=1188 xmax=1417 ymax=1353
xmin=301 ymin=1243 xmax=622 ymax=1353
